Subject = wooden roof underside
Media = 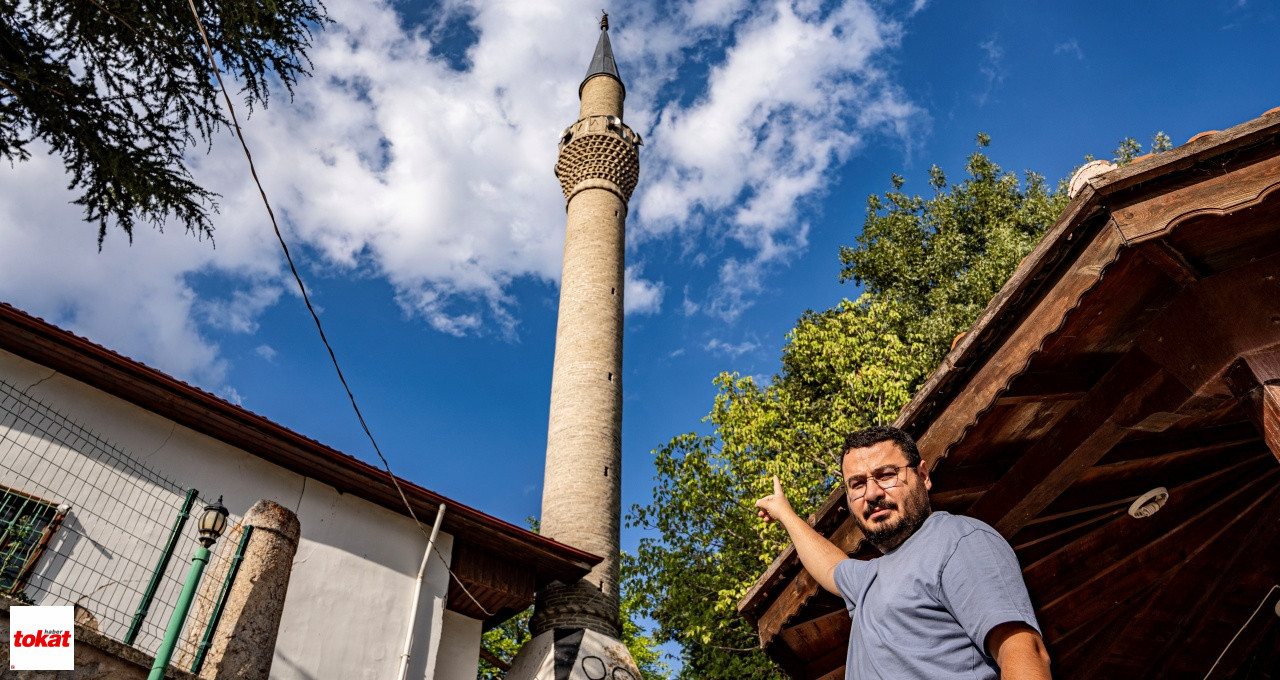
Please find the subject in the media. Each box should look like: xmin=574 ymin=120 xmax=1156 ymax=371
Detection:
xmin=740 ymin=110 xmax=1280 ymax=680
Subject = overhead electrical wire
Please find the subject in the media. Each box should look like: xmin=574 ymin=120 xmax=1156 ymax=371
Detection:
xmin=81 ymin=0 xmax=492 ymax=617
xmin=1201 ymin=584 xmax=1279 ymax=680
xmin=177 ymin=0 xmax=493 ymax=618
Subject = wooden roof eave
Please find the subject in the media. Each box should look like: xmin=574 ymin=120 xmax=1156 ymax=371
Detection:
xmin=738 ymin=109 xmax=1280 ymax=643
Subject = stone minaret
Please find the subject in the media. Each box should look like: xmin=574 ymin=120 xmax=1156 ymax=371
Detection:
xmin=508 ymin=13 xmax=642 ymax=679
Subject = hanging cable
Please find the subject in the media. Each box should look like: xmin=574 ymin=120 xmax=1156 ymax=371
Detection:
xmin=176 ymin=0 xmax=493 ymax=617
xmin=1201 ymin=584 xmax=1278 ymax=680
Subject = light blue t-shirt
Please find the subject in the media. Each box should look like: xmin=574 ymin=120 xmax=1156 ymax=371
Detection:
xmin=832 ymin=511 xmax=1040 ymax=679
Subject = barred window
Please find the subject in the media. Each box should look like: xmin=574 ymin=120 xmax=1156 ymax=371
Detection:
xmin=0 ymin=485 xmax=65 ymax=596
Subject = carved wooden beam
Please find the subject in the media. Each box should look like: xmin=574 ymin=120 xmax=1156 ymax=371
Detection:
xmin=1110 ymin=152 xmax=1280 ymax=243
xmin=1224 ymin=350 xmax=1280 ymax=462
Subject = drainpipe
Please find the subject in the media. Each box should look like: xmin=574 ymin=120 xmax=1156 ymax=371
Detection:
xmin=397 ymin=504 xmax=446 ymax=680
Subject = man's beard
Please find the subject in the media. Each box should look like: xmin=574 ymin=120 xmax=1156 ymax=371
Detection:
xmin=852 ymin=483 xmax=931 ymax=552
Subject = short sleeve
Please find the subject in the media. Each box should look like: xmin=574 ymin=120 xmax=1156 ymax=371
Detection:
xmin=938 ymin=527 xmax=1041 ymax=658
xmin=832 ymin=558 xmax=864 ymax=611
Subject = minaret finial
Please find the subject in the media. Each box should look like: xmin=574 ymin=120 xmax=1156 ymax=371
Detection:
xmin=580 ymin=10 xmax=623 ymax=99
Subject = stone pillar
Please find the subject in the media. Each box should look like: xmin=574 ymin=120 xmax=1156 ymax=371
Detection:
xmin=196 ymin=500 xmax=300 ymax=680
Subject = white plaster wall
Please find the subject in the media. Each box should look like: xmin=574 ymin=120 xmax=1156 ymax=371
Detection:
xmin=433 ymin=610 xmax=482 ymax=680
xmin=0 ymin=348 xmax=471 ymax=679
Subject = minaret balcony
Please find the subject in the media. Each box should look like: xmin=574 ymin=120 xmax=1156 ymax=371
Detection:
xmin=554 ymin=115 xmax=641 ymax=203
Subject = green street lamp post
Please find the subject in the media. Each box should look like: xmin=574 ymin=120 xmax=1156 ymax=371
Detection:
xmin=148 ymin=496 xmax=229 ymax=680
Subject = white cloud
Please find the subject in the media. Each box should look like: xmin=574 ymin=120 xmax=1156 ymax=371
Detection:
xmin=636 ymin=0 xmax=921 ymax=319
xmin=682 ymin=0 xmax=754 ymax=29
xmin=624 ymin=265 xmax=665 ymax=315
xmin=0 ymin=150 xmax=272 ymax=388
xmin=0 ymin=0 xmax=920 ymax=391
xmin=1053 ymin=38 xmax=1083 ymax=60
xmin=255 ymin=345 xmax=279 ymax=362
xmin=705 ymin=337 xmax=760 ymax=358
xmin=198 ymin=287 xmax=283 ymax=334
xmin=976 ymin=37 xmax=1004 ymax=106
xmin=681 ymin=285 xmax=699 ymax=317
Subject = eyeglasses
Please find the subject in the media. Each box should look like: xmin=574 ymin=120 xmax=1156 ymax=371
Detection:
xmin=845 ymin=464 xmax=914 ymax=501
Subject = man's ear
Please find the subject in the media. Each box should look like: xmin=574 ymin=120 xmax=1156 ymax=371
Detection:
xmin=918 ymin=461 xmax=932 ymax=492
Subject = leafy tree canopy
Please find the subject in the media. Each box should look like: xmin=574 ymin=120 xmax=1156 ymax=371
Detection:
xmin=626 ymin=135 xmax=1079 ymax=678
xmin=1 ymin=0 xmax=327 ymax=245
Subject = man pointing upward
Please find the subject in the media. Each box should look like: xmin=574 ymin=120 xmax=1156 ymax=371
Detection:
xmin=755 ymin=426 xmax=1052 ymax=679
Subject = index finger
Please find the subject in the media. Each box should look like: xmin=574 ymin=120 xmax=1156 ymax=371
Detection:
xmin=773 ymin=475 xmax=782 ymax=496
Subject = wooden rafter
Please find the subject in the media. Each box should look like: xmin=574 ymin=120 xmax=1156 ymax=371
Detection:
xmin=1038 ymin=440 xmax=1265 ymax=522
xmin=994 ymin=369 xmax=1094 ymax=406
xmin=1050 ymin=570 xmax=1174 ymax=678
xmin=966 ymin=350 xmax=1192 ymax=537
xmin=1134 ymin=238 xmax=1205 ymax=285
xmin=1138 ymin=489 xmax=1280 ymax=680
xmin=1022 ymin=454 xmax=1270 ymax=609
xmin=1201 ymin=588 xmax=1280 ymax=680
xmin=1035 ymin=466 xmax=1279 ymax=643
xmin=1101 ymin=421 xmax=1259 ymax=465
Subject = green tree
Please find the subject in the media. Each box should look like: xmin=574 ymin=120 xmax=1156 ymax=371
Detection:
xmin=1111 ymin=131 xmax=1173 ymax=165
xmin=478 ymin=609 xmax=530 ymax=680
xmin=627 ymin=136 xmax=1071 ymax=678
xmin=839 ymin=133 xmax=1070 ymax=369
xmin=1 ymin=0 xmax=327 ymax=245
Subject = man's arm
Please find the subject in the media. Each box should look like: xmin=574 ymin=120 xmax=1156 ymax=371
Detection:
xmin=755 ymin=476 xmax=847 ymax=595
xmin=987 ymin=622 xmax=1052 ymax=679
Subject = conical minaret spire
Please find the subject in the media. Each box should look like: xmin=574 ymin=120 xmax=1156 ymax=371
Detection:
xmin=580 ymin=13 xmax=622 ymax=98
xmin=507 ymin=12 xmax=643 ymax=680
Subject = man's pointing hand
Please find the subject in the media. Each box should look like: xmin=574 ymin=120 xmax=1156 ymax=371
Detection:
xmin=754 ymin=474 xmax=844 ymax=595
xmin=755 ymin=475 xmax=796 ymax=524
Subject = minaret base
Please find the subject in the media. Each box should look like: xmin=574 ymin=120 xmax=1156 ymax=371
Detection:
xmin=530 ymin=580 xmax=619 ymax=639
xmin=506 ymin=627 xmax=640 ymax=680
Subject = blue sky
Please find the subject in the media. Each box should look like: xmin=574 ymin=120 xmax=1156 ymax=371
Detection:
xmin=1 ymin=0 xmax=1276 ymax=584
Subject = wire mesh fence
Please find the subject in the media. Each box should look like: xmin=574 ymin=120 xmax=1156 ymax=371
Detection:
xmin=0 ymin=377 xmax=243 ymax=670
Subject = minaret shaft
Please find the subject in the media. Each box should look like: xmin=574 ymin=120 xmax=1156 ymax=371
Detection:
xmin=534 ymin=36 xmax=639 ymax=639
xmin=540 ymin=182 xmax=626 ymax=598
xmin=579 ymin=75 xmax=624 ymax=119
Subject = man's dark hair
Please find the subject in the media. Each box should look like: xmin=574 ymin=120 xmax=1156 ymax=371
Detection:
xmin=841 ymin=426 xmax=922 ymax=467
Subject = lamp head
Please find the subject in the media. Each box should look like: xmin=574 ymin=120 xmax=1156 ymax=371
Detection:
xmin=198 ymin=496 xmax=229 ymax=548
